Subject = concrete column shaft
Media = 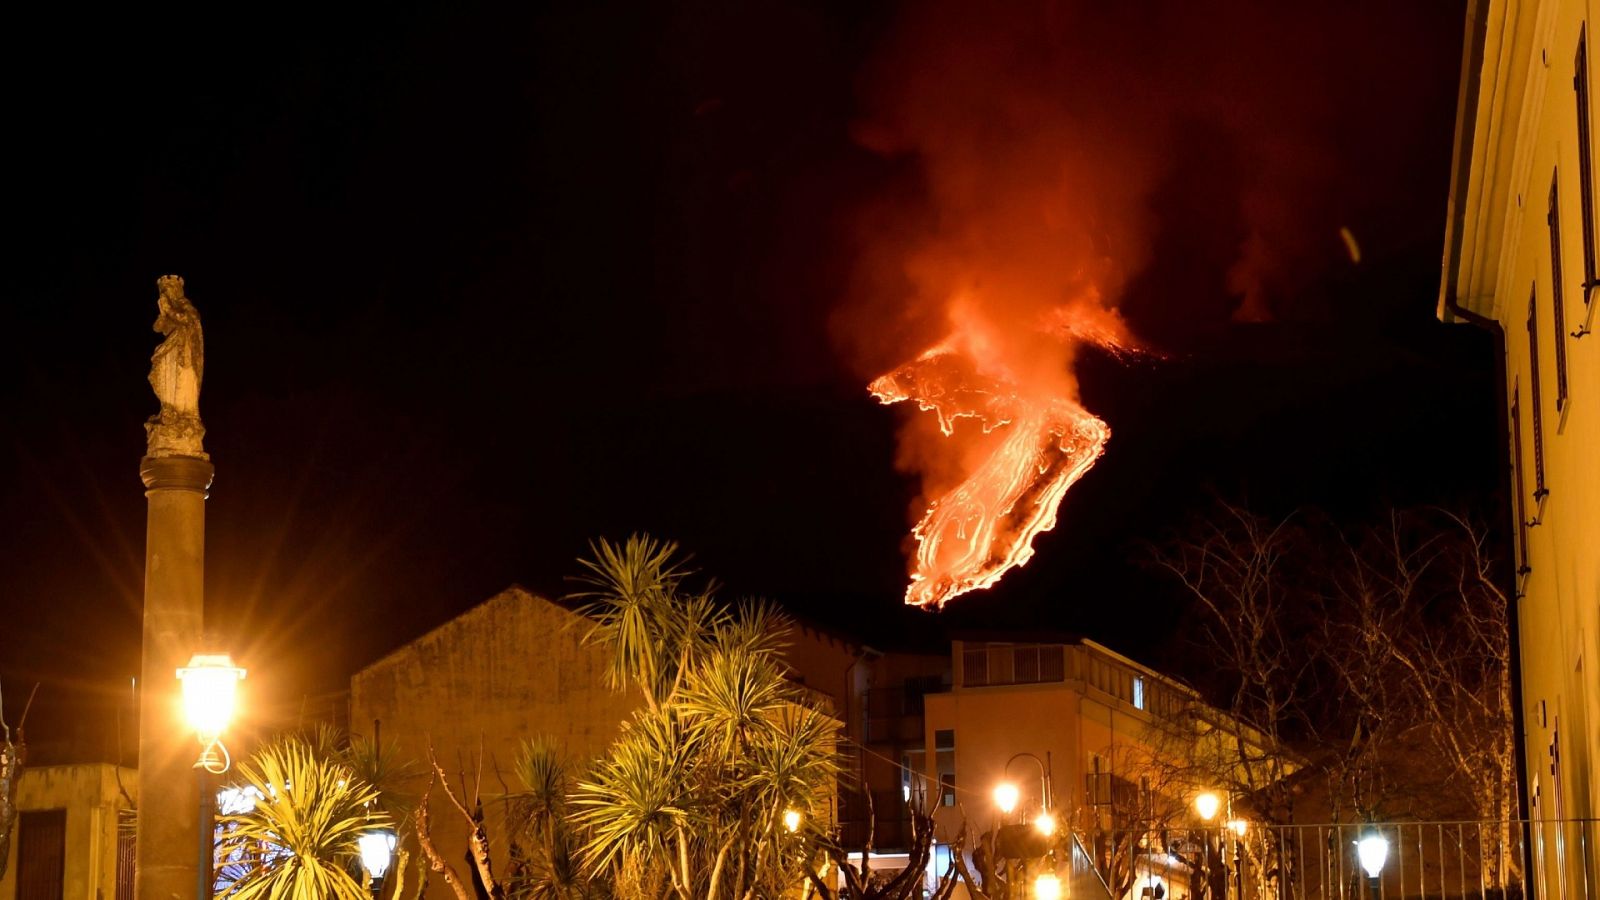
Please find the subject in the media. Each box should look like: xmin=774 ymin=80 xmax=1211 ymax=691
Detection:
xmin=135 ymin=456 xmax=212 ymax=900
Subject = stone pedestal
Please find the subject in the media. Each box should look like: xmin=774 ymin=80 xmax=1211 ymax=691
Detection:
xmin=135 ymin=455 xmax=213 ymax=900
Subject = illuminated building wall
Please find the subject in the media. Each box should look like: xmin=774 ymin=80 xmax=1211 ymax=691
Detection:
xmin=1441 ymin=0 xmax=1598 ymax=895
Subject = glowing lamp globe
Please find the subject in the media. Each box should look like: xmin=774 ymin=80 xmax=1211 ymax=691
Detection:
xmin=1193 ymin=792 xmax=1221 ymax=822
xmin=1227 ymin=818 xmax=1249 ymax=838
xmin=359 ymin=829 xmax=397 ymax=879
xmin=1034 ymin=810 xmax=1057 ymax=836
xmin=176 ymin=653 xmax=245 ymax=741
xmin=1356 ymin=831 xmax=1389 ymax=879
xmin=1034 ymin=872 xmax=1062 ymax=900
xmin=783 ymin=809 xmax=802 ymax=833
xmin=994 ymin=782 xmax=1020 ymax=814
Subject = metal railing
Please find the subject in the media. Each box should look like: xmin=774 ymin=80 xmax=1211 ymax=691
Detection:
xmin=1079 ymin=819 xmax=1597 ymax=900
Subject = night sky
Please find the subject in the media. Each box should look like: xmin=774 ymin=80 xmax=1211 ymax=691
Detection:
xmin=3 ymin=0 xmax=1496 ymax=763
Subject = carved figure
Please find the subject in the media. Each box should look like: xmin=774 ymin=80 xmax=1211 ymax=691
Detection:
xmin=145 ymin=275 xmax=207 ymax=458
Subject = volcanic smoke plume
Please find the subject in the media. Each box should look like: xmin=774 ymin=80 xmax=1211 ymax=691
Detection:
xmin=843 ymin=1 xmax=1163 ymax=610
xmin=839 ymin=0 xmax=1457 ymax=609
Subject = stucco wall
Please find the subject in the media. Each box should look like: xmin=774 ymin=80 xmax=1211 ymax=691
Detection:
xmin=0 ymin=763 xmax=135 ymax=900
xmin=1452 ymin=1 xmax=1598 ymax=894
xmin=349 ymin=586 xmax=640 ymax=897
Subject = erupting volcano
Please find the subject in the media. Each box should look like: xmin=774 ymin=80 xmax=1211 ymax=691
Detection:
xmin=870 ymin=301 xmax=1127 ymax=609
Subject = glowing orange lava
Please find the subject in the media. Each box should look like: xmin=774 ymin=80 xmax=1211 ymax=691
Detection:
xmin=870 ymin=318 xmax=1118 ymax=609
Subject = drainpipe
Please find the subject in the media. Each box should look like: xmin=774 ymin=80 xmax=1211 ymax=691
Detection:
xmin=1438 ymin=0 xmax=1534 ymax=877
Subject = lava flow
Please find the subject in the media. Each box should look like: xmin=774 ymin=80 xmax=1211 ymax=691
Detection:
xmin=870 ymin=317 xmax=1119 ymax=610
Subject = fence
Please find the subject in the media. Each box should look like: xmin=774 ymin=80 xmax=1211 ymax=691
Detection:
xmin=1085 ymin=819 xmax=1597 ymax=900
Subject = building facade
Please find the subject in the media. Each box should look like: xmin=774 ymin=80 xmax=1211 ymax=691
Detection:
xmin=0 ymin=763 xmax=135 ymax=900
xmin=920 ymin=636 xmax=1254 ymax=900
xmin=349 ymin=585 xmax=869 ymax=897
xmin=349 ymin=586 xmax=641 ymax=897
xmin=1440 ymin=0 xmax=1598 ymax=897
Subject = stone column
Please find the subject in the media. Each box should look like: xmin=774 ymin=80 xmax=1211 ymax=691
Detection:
xmin=135 ymin=455 xmax=213 ymax=900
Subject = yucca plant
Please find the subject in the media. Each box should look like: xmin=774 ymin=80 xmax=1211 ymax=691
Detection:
xmin=215 ymin=736 xmax=390 ymax=900
xmin=570 ymin=536 xmax=839 ymax=899
xmin=507 ymin=738 xmax=608 ymax=900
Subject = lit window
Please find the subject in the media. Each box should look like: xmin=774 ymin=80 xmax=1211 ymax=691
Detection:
xmin=1132 ymin=676 xmax=1146 ymax=710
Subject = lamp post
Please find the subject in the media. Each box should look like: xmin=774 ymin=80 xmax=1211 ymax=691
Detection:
xmin=1193 ymin=791 xmax=1247 ymax=900
xmin=359 ymin=830 xmax=398 ymax=897
xmin=1356 ymin=828 xmax=1388 ymax=900
xmin=177 ymin=652 xmax=245 ymax=900
xmin=1034 ymin=871 xmax=1062 ymax=900
xmin=1003 ymin=752 xmax=1053 ymax=819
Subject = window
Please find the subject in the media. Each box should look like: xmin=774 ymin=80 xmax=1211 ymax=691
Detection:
xmin=1086 ymin=752 xmax=1112 ymax=807
xmin=1132 ymin=676 xmax=1146 ymax=710
xmin=935 ymin=728 xmax=957 ymax=806
xmin=1548 ymin=174 xmax=1570 ymax=410
xmin=1577 ymin=24 xmax=1597 ymax=299
xmin=962 ymin=647 xmax=989 ymax=686
xmin=1512 ymin=392 xmax=1533 ymax=573
xmin=1526 ymin=290 xmax=1549 ymax=504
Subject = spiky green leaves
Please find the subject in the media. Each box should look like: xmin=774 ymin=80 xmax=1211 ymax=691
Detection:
xmin=215 ymin=736 xmax=390 ymax=900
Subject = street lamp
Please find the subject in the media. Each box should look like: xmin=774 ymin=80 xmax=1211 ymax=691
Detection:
xmin=359 ymin=829 xmax=398 ymax=892
xmin=1033 ymin=810 xmax=1057 ymax=837
xmin=177 ymin=651 xmax=245 ymax=900
xmin=1356 ymin=828 xmax=1388 ymax=898
xmin=783 ymin=809 xmax=803 ymax=833
xmin=1034 ymin=872 xmax=1062 ymax=900
xmin=1194 ymin=791 xmax=1221 ymax=822
xmin=177 ymin=652 xmax=245 ymax=772
xmin=994 ymin=782 xmax=1020 ymax=815
xmin=1226 ymin=818 xmax=1249 ymax=838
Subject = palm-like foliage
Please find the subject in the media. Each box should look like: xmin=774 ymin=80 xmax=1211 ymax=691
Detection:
xmin=507 ymin=738 xmax=610 ymax=900
xmin=571 ymin=536 xmax=839 ymax=899
xmin=215 ymin=736 xmax=390 ymax=900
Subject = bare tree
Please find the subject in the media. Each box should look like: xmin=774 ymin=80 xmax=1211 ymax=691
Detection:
xmin=1149 ymin=501 xmax=1310 ymax=828
xmin=1322 ymin=510 xmax=1518 ymax=885
xmin=1153 ymin=501 xmax=1520 ymax=891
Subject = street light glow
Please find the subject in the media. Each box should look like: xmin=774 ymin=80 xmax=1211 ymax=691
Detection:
xmin=176 ymin=653 xmax=245 ymax=742
xmin=783 ymin=809 xmax=802 ymax=833
xmin=1227 ymin=818 xmax=1249 ymax=837
xmin=1194 ymin=791 xmax=1220 ymax=821
xmin=358 ymin=830 xmax=397 ymax=880
xmin=1034 ymin=872 xmax=1062 ymax=900
xmin=1356 ymin=831 xmax=1389 ymax=878
xmin=994 ymin=782 xmax=1020 ymax=814
xmin=1034 ymin=810 xmax=1057 ymax=836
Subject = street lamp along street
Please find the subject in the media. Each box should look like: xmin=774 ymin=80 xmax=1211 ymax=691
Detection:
xmin=1193 ymin=791 xmax=1221 ymax=822
xmin=1034 ymin=872 xmax=1062 ymax=900
xmin=994 ymin=781 xmax=1020 ymax=814
xmin=176 ymin=652 xmax=245 ymax=773
xmin=1356 ymin=830 xmax=1389 ymax=878
xmin=359 ymin=830 xmax=398 ymax=882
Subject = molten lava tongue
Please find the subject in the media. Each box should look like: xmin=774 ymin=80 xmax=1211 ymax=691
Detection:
xmin=872 ymin=352 xmax=1110 ymax=609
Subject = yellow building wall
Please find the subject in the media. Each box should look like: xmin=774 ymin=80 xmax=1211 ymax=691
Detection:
xmin=0 ymin=763 xmax=135 ymax=900
xmin=349 ymin=586 xmax=640 ymax=899
xmin=1448 ymin=0 xmax=1598 ymax=896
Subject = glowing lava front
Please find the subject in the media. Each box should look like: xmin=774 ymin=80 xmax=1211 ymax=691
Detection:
xmin=870 ymin=343 xmax=1111 ymax=610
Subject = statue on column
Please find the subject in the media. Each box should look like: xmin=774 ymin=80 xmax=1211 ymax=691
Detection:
xmin=145 ymin=275 xmax=208 ymax=459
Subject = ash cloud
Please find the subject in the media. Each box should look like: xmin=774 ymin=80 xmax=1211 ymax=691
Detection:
xmin=834 ymin=0 xmax=1460 ymax=579
xmin=836 ymin=0 xmax=1458 ymax=363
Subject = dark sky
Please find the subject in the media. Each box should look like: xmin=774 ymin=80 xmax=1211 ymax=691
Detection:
xmin=3 ymin=0 xmax=1496 ymax=762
